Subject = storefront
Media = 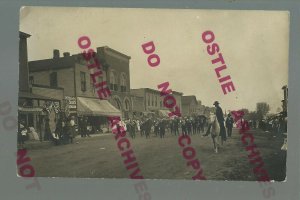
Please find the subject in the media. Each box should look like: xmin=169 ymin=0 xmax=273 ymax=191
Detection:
xmin=76 ymin=97 xmax=122 ymax=133
xmin=18 ymin=92 xmax=61 ymax=141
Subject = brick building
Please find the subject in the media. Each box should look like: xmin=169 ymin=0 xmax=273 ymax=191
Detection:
xmin=182 ymin=96 xmax=198 ymax=116
xmin=28 ymin=46 xmax=132 ymax=119
xmin=130 ymin=88 xmax=183 ymax=118
xmin=19 ymin=32 xmax=62 ymax=141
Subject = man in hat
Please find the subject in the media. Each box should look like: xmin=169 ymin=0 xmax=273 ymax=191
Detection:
xmin=225 ymin=113 xmax=234 ymax=137
xmin=213 ymin=101 xmax=227 ymax=144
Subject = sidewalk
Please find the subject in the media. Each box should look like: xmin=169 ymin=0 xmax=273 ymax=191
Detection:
xmin=23 ymin=132 xmax=112 ymax=150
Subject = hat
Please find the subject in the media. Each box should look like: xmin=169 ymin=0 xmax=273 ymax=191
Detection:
xmin=213 ymin=101 xmax=220 ymax=106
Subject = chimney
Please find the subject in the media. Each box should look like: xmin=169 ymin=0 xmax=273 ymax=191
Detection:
xmin=53 ymin=49 xmax=60 ymax=59
xmin=63 ymin=52 xmax=70 ymax=57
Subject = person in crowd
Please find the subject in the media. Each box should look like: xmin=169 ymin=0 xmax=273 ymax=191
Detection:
xmin=154 ymin=119 xmax=160 ymax=137
xmin=170 ymin=119 xmax=174 ymax=135
xmin=66 ymin=116 xmax=76 ymax=144
xmin=141 ymin=119 xmax=146 ymax=137
xmin=181 ymin=118 xmax=187 ymax=136
xmin=84 ymin=117 xmax=90 ymax=137
xmin=174 ymin=117 xmax=179 ymax=136
xmin=54 ymin=114 xmax=64 ymax=140
xmin=144 ymin=118 xmax=152 ymax=139
xmin=18 ymin=119 xmax=28 ymax=149
xmin=159 ymin=119 xmax=166 ymax=138
xmin=214 ymin=101 xmax=227 ymax=145
xmin=44 ymin=117 xmax=51 ymax=141
xmin=225 ymin=113 xmax=234 ymax=138
xmin=192 ymin=118 xmax=197 ymax=135
xmin=186 ymin=118 xmax=192 ymax=135
xmin=200 ymin=115 xmax=206 ymax=133
xmin=78 ymin=117 xmax=84 ymax=137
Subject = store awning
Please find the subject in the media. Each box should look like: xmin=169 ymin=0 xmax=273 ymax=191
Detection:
xmin=18 ymin=106 xmax=44 ymax=114
xmin=77 ymin=97 xmax=121 ymax=117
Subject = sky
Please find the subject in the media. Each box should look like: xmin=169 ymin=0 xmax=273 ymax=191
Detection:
xmin=20 ymin=7 xmax=289 ymax=113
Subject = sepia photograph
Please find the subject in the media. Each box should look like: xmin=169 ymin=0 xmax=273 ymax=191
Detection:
xmin=18 ymin=7 xmax=288 ymax=181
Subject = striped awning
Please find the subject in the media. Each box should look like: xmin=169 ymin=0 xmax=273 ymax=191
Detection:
xmin=77 ymin=97 xmax=121 ymax=117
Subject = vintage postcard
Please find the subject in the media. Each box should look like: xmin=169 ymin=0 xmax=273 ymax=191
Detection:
xmin=18 ymin=7 xmax=288 ymax=182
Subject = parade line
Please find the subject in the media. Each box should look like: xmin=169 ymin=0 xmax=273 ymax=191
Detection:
xmin=78 ymin=36 xmax=151 ymax=200
xmin=142 ymin=41 xmax=206 ymax=180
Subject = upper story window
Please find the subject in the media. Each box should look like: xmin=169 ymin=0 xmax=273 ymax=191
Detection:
xmin=148 ymin=94 xmax=150 ymax=106
xmin=50 ymin=72 xmax=57 ymax=87
xmin=80 ymin=72 xmax=86 ymax=92
xmin=110 ymin=71 xmax=118 ymax=91
xmin=120 ymin=73 xmax=127 ymax=92
xmin=152 ymin=94 xmax=154 ymax=106
xmin=90 ymin=75 xmax=95 ymax=93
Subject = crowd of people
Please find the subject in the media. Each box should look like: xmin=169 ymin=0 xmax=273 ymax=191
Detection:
xmin=19 ymin=100 xmax=287 ymax=153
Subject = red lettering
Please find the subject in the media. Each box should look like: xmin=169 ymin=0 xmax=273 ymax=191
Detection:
xmin=214 ymin=65 xmax=227 ymax=78
xmin=211 ymin=53 xmax=225 ymax=65
xmin=221 ymin=81 xmax=235 ymax=95
xmin=129 ymin=167 xmax=144 ymax=179
xmin=117 ymin=137 xmax=130 ymax=151
xmin=141 ymin=41 xmax=156 ymax=54
xmin=19 ymin=164 xmax=35 ymax=177
xmin=163 ymin=95 xmax=176 ymax=109
xmin=17 ymin=149 xmax=30 ymax=166
xmin=78 ymin=36 xmax=91 ymax=49
xmin=183 ymin=147 xmax=196 ymax=160
xmin=241 ymin=133 xmax=254 ymax=145
xmin=192 ymin=168 xmax=206 ymax=180
xmin=147 ymin=54 xmax=160 ymax=67
xmin=178 ymin=135 xmax=191 ymax=147
xmin=88 ymin=57 xmax=101 ymax=69
xmin=95 ymin=81 xmax=111 ymax=99
xmin=231 ymin=110 xmax=244 ymax=122
xmin=126 ymin=162 xmax=139 ymax=171
xmin=218 ymin=75 xmax=231 ymax=83
xmin=207 ymin=43 xmax=220 ymax=55
xmin=168 ymin=106 xmax=181 ymax=118
xmin=187 ymin=159 xmax=200 ymax=170
xmin=202 ymin=31 xmax=215 ymax=43
xmin=121 ymin=149 xmax=136 ymax=165
xmin=90 ymin=71 xmax=103 ymax=84
xmin=82 ymin=49 xmax=95 ymax=61
xmin=157 ymin=82 xmax=172 ymax=96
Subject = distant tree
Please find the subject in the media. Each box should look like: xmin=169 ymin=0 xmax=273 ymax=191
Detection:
xmin=240 ymin=108 xmax=250 ymax=120
xmin=248 ymin=111 xmax=258 ymax=121
xmin=256 ymin=102 xmax=270 ymax=120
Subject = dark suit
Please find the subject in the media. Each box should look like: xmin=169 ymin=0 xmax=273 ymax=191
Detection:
xmin=216 ymin=106 xmax=226 ymax=141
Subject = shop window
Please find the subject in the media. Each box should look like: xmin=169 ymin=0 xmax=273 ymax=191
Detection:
xmin=80 ymin=72 xmax=86 ymax=91
xmin=50 ymin=72 xmax=58 ymax=87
